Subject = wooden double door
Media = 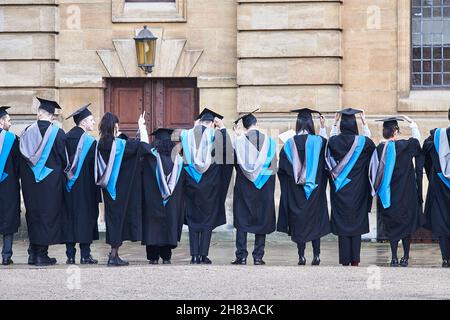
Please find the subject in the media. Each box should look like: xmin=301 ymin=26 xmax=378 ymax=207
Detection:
xmin=104 ymin=78 xmax=199 ymax=138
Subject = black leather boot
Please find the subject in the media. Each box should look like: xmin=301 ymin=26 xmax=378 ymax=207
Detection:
xmin=311 ymin=255 xmax=321 ymax=266
xmin=298 ymin=257 xmax=306 ymax=266
xmin=80 ymin=256 xmax=98 ymax=265
xmin=200 ymin=256 xmax=212 ymax=264
xmin=390 ymin=258 xmax=399 ymax=267
xmin=107 ymin=254 xmax=129 ymax=267
xmin=400 ymin=257 xmax=409 ymax=267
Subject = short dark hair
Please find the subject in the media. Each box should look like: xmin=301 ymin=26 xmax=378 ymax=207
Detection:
xmin=382 ymin=126 xmax=399 ymax=139
xmin=296 ymin=118 xmax=315 ymax=135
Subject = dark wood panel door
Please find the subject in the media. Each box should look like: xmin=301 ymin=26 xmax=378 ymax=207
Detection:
xmin=104 ymin=78 xmax=198 ymax=139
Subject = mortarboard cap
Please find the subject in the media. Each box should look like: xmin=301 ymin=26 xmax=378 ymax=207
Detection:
xmin=197 ymin=108 xmax=224 ymax=122
xmin=151 ymin=128 xmax=174 ymax=141
xmin=37 ymin=97 xmax=61 ymax=115
xmin=376 ymin=116 xmax=405 ymax=128
xmin=0 ymin=106 xmax=11 ymax=118
xmin=291 ymin=108 xmax=322 ymax=121
xmin=234 ymin=107 xmax=260 ymax=129
xmin=65 ymin=103 xmax=92 ymax=125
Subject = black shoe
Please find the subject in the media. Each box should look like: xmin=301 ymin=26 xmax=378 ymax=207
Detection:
xmin=231 ymin=258 xmax=247 ymax=265
xmin=254 ymin=259 xmax=266 ymax=265
xmin=35 ymin=255 xmax=57 ymax=266
xmin=298 ymin=257 xmax=306 ymax=266
xmin=80 ymin=256 xmax=98 ymax=265
xmin=2 ymin=258 xmax=13 ymax=266
xmin=200 ymin=256 xmax=212 ymax=264
xmin=190 ymin=255 xmax=200 ymax=264
xmin=400 ymin=257 xmax=409 ymax=267
xmin=66 ymin=257 xmax=76 ymax=265
xmin=442 ymin=260 xmax=449 ymax=268
xmin=390 ymin=258 xmax=399 ymax=267
xmin=107 ymin=254 xmax=129 ymax=267
xmin=311 ymin=256 xmax=321 ymax=266
xmin=162 ymin=260 xmax=172 ymax=265
xmin=149 ymin=259 xmax=159 ymax=265
xmin=28 ymin=255 xmax=35 ymax=265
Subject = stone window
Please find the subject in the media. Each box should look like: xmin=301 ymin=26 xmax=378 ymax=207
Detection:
xmin=112 ymin=0 xmax=186 ymax=22
xmin=411 ymin=0 xmax=450 ymax=88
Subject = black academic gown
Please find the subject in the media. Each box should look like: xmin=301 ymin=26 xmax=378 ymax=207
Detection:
xmin=184 ymin=127 xmax=233 ymax=232
xmin=423 ymin=128 xmax=450 ymax=237
xmin=0 ymin=130 xmax=21 ymax=235
xmin=328 ymin=134 xmax=376 ymax=236
xmin=62 ymin=126 xmax=100 ymax=244
xmin=375 ymin=138 xmax=424 ymax=242
xmin=277 ymin=134 xmax=331 ymax=243
xmin=20 ymin=120 xmax=66 ymax=246
xmin=141 ymin=146 xmax=186 ymax=248
xmin=98 ymin=136 xmax=147 ymax=247
xmin=233 ymin=130 xmax=276 ymax=235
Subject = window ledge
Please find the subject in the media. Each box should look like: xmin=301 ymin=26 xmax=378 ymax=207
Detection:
xmin=398 ymin=90 xmax=450 ymax=112
xmin=112 ymin=0 xmax=187 ymax=23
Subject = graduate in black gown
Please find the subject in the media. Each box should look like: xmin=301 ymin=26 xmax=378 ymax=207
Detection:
xmin=369 ymin=116 xmax=424 ymax=267
xmin=423 ymin=108 xmax=450 ymax=268
xmin=142 ymin=128 xmax=185 ymax=265
xmin=326 ymin=108 xmax=375 ymax=266
xmin=231 ymin=111 xmax=276 ymax=265
xmin=63 ymin=104 xmax=100 ymax=265
xmin=181 ymin=108 xmax=233 ymax=264
xmin=277 ymin=108 xmax=330 ymax=266
xmin=20 ymin=98 xmax=67 ymax=266
xmin=0 ymin=106 xmax=21 ymax=266
xmin=95 ymin=112 xmax=149 ymax=267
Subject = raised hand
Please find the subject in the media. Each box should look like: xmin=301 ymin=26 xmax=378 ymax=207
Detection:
xmin=319 ymin=115 xmax=326 ymax=128
xmin=360 ymin=111 xmax=367 ymax=126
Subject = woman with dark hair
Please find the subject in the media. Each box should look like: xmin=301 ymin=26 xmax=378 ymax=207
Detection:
xmin=95 ymin=111 xmax=149 ymax=266
xmin=141 ymin=128 xmax=185 ymax=265
xmin=277 ymin=108 xmax=330 ymax=266
xmin=369 ymin=115 xmax=424 ymax=267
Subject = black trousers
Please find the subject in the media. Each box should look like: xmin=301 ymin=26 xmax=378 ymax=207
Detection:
xmin=297 ymin=239 xmax=321 ymax=258
xmin=390 ymin=237 xmax=411 ymax=259
xmin=1 ymin=234 xmax=13 ymax=260
xmin=189 ymin=227 xmax=212 ymax=256
xmin=439 ymin=236 xmax=450 ymax=261
xmin=66 ymin=243 xmax=91 ymax=259
xmin=146 ymin=245 xmax=172 ymax=261
xmin=338 ymin=235 xmax=362 ymax=265
xmin=28 ymin=244 xmax=49 ymax=258
xmin=235 ymin=231 xmax=266 ymax=260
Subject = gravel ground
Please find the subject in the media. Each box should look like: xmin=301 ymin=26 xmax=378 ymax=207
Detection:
xmin=0 ymin=265 xmax=449 ymax=300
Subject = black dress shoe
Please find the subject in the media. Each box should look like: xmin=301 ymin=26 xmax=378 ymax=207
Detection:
xmin=35 ymin=255 xmax=57 ymax=266
xmin=107 ymin=254 xmax=129 ymax=267
xmin=400 ymin=257 xmax=409 ymax=267
xmin=442 ymin=260 xmax=449 ymax=268
xmin=149 ymin=259 xmax=159 ymax=265
xmin=66 ymin=257 xmax=76 ymax=265
xmin=80 ymin=256 xmax=98 ymax=265
xmin=190 ymin=255 xmax=200 ymax=264
xmin=311 ymin=256 xmax=321 ymax=266
xmin=200 ymin=256 xmax=212 ymax=264
xmin=162 ymin=260 xmax=171 ymax=265
xmin=28 ymin=255 xmax=35 ymax=266
xmin=298 ymin=257 xmax=306 ymax=266
xmin=231 ymin=258 xmax=247 ymax=265
xmin=390 ymin=258 xmax=399 ymax=267
xmin=254 ymin=259 xmax=266 ymax=265
xmin=2 ymin=258 xmax=13 ymax=266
